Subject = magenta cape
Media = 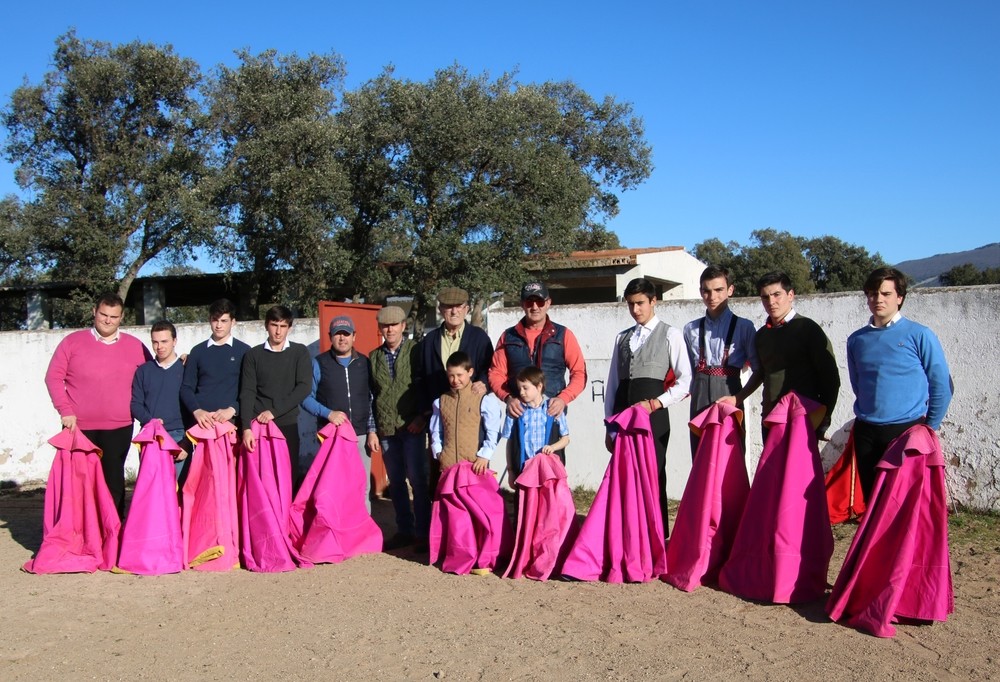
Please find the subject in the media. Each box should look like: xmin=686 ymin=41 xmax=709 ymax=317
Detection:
xmin=237 ymin=421 xmax=301 ymax=572
xmin=663 ymin=402 xmax=749 ymax=591
xmin=825 ymin=429 xmax=867 ymax=524
xmin=718 ymin=392 xmax=833 ymax=603
xmin=560 ymin=406 xmax=667 ymax=583
xmin=289 ymin=422 xmax=382 ymax=564
xmin=502 ymin=453 xmax=578 ymax=581
xmin=429 ymin=461 xmax=512 ymax=575
xmin=181 ymin=421 xmax=239 ymax=571
xmin=116 ymin=422 xmax=184 ymax=575
xmin=23 ymin=429 xmax=121 ymax=574
xmin=827 ymin=425 xmax=954 ymax=637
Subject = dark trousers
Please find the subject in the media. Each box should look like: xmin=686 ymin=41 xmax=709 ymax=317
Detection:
xmin=275 ymin=421 xmax=302 ymax=492
xmin=82 ymin=425 xmax=134 ymax=519
xmin=853 ymin=418 xmax=923 ymax=499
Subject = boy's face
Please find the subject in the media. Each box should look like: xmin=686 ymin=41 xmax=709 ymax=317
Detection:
xmin=150 ymin=330 xmax=177 ymax=362
xmin=700 ymin=277 xmax=734 ymax=316
xmin=517 ymin=379 xmax=543 ymax=405
xmin=211 ymin=313 xmax=236 ymax=342
xmin=625 ymin=293 xmax=656 ymax=326
xmin=266 ymin=319 xmax=291 ymax=348
xmin=759 ymin=283 xmax=794 ymax=323
xmin=447 ymin=365 xmax=474 ymax=391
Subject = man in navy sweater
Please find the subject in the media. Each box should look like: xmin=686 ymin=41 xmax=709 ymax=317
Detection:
xmin=847 ymin=267 xmax=952 ymax=497
xmin=302 ymin=315 xmax=380 ymax=512
xmin=131 ymin=320 xmax=189 ymax=479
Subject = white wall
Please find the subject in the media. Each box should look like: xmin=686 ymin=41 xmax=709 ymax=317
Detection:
xmin=3 ymin=286 xmax=998 ymax=510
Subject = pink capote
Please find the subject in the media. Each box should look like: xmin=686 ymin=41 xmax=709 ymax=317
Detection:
xmin=116 ymin=422 xmax=184 ymax=575
xmin=718 ymin=392 xmax=833 ymax=603
xmin=289 ymin=422 xmax=382 ymax=564
xmin=429 ymin=461 xmax=512 ymax=575
xmin=560 ymin=406 xmax=667 ymax=583
xmin=502 ymin=453 xmax=578 ymax=581
xmin=825 ymin=430 xmax=867 ymax=524
xmin=181 ymin=421 xmax=239 ymax=571
xmin=827 ymin=425 xmax=953 ymax=637
xmin=663 ymin=402 xmax=749 ymax=591
xmin=237 ymin=421 xmax=301 ymax=572
xmin=23 ymin=429 xmax=121 ymax=574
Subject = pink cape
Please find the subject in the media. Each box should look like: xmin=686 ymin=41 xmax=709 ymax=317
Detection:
xmin=22 ymin=429 xmax=121 ymax=574
xmin=502 ymin=453 xmax=578 ymax=581
xmin=663 ymin=402 xmax=749 ymax=591
xmin=237 ymin=421 xmax=301 ymax=572
xmin=429 ymin=461 xmax=512 ymax=575
xmin=560 ymin=406 xmax=667 ymax=583
xmin=718 ymin=392 xmax=833 ymax=603
xmin=827 ymin=425 xmax=954 ymax=637
xmin=825 ymin=429 xmax=867 ymax=524
xmin=181 ymin=421 xmax=239 ymax=571
xmin=289 ymin=422 xmax=382 ymax=564
xmin=116 ymin=422 xmax=184 ymax=575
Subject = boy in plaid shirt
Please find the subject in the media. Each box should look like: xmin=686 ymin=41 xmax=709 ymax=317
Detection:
xmin=501 ymin=366 xmax=570 ymax=488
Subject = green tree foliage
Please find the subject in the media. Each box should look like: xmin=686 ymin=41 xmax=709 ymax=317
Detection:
xmin=336 ymin=66 xmax=651 ymax=320
xmin=206 ymin=49 xmax=351 ymax=315
xmin=1 ymin=32 xmax=218 ymax=325
xmin=940 ymin=263 xmax=1000 ymax=286
xmin=694 ymin=229 xmax=884 ymax=297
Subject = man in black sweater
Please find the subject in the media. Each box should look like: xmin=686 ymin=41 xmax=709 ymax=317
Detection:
xmin=240 ymin=305 xmax=313 ymax=485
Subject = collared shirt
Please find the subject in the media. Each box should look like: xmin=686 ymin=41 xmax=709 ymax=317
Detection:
xmin=155 ymin=355 xmax=180 ymax=370
xmin=501 ymin=399 xmax=570 ymax=458
xmin=869 ymin=311 xmax=903 ymax=329
xmin=629 ymin=319 xmax=656 ymax=353
xmin=382 ymin=343 xmax=402 ymax=379
xmin=768 ymin=309 xmax=797 ymax=327
xmin=263 ymin=338 xmax=290 ymax=353
xmin=441 ymin=322 xmax=465 ymax=362
xmin=682 ymin=307 xmax=760 ymax=372
xmin=206 ymin=335 xmax=235 ymax=348
xmin=605 ymin=316 xmax=692 ymax=417
xmin=91 ymin=327 xmax=120 ymax=344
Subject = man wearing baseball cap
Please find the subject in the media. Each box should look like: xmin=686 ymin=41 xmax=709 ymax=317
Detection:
xmin=369 ymin=305 xmax=431 ymax=551
xmin=302 ymin=315 xmax=380 ymax=512
xmin=488 ymin=281 xmax=587 ymax=475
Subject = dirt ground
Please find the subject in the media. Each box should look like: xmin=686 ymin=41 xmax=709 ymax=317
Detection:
xmin=0 ymin=489 xmax=997 ymax=682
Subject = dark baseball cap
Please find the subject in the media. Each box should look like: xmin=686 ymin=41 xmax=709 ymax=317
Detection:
xmin=520 ymin=281 xmax=550 ymax=301
xmin=329 ymin=315 xmax=355 ymax=335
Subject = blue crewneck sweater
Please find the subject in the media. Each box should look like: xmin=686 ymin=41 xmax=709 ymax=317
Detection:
xmin=180 ymin=339 xmax=251 ymax=413
xmin=847 ymin=317 xmax=951 ymax=429
xmin=131 ymin=360 xmax=186 ymax=432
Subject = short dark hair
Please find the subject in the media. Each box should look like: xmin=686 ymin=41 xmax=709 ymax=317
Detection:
xmin=756 ymin=271 xmax=793 ymax=294
xmin=209 ymin=298 xmax=237 ymax=321
xmin=516 ymin=365 xmax=545 ymax=389
xmin=863 ymin=267 xmax=908 ymax=309
xmin=446 ymin=351 xmax=473 ymax=371
xmin=150 ymin=320 xmax=177 ymax=338
xmin=264 ymin=305 xmax=294 ymax=325
xmin=700 ymin=265 xmax=732 ymax=287
xmin=94 ymin=292 xmax=124 ymax=310
xmin=623 ymin=278 xmax=656 ymax=300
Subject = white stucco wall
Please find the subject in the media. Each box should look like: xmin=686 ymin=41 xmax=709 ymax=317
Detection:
xmin=3 ymin=285 xmax=998 ymax=510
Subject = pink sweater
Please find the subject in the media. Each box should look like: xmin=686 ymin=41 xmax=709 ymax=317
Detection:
xmin=45 ymin=329 xmax=152 ymax=430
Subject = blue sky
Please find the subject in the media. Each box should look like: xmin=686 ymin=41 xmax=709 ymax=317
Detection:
xmin=2 ymin=1 xmax=997 ymax=266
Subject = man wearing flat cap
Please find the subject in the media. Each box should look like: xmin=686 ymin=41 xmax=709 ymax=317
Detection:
xmin=488 ymin=281 xmax=587 ymax=475
xmin=370 ymin=305 xmax=431 ymax=551
xmin=302 ymin=315 xmax=379 ymax=512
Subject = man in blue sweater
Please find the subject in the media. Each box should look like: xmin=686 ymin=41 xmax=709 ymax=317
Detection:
xmin=302 ymin=315 xmax=380 ymax=513
xmin=847 ymin=267 xmax=952 ymax=497
xmin=131 ymin=320 xmax=189 ymax=479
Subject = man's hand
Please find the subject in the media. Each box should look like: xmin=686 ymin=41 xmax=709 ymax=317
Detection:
xmin=541 ymin=445 xmax=556 ymax=454
xmin=193 ymin=409 xmax=215 ymax=429
xmin=405 ymin=414 xmax=427 ymax=434
xmin=546 ymin=397 xmax=566 ymax=417
xmin=472 ymin=458 xmax=489 ymax=475
xmin=471 ymin=381 xmax=487 ymax=397
xmin=212 ymin=407 xmax=236 ymax=423
xmin=242 ymin=429 xmax=256 ymax=452
xmin=366 ymin=433 xmax=380 ymax=453
xmin=635 ymin=400 xmax=653 ymax=414
xmin=506 ymin=396 xmax=525 ymax=418
xmin=327 ymin=410 xmax=348 ymax=426
xmin=175 ymin=450 xmax=189 ymax=462
xmin=255 ymin=410 xmax=275 ymax=425
xmin=716 ymin=395 xmax=738 ymax=407
xmin=61 ymin=415 xmax=77 ymax=431
xmin=605 ymin=432 xmax=614 ymax=453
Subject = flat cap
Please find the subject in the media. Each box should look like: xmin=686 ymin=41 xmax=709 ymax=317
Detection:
xmin=376 ymin=305 xmax=406 ymax=325
xmin=437 ymin=287 xmax=469 ymax=306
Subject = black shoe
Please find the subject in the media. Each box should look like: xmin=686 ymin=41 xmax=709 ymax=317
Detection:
xmin=384 ymin=533 xmax=415 ymax=550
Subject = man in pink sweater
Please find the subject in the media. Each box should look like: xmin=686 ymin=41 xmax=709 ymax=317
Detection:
xmin=45 ymin=293 xmax=152 ymax=517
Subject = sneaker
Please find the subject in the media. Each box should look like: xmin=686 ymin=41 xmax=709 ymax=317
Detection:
xmin=470 ymin=567 xmax=491 ymax=576
xmin=384 ymin=533 xmax=415 ymax=550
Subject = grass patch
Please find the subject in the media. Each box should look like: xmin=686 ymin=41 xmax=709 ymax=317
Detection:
xmin=948 ymin=509 xmax=1000 ymax=549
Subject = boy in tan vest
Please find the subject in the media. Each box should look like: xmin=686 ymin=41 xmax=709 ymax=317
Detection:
xmin=430 ymin=352 xmax=504 ymax=474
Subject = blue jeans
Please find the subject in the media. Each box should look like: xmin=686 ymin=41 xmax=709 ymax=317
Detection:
xmin=380 ymin=431 xmax=431 ymax=538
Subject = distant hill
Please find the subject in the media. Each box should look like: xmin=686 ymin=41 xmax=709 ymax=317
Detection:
xmin=895 ymin=243 xmax=1000 ymax=286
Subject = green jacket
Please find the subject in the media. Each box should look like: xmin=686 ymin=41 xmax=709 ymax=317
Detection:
xmin=370 ymin=339 xmax=423 ymax=438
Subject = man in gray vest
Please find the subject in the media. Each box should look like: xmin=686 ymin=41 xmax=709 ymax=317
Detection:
xmin=301 ymin=315 xmax=379 ymax=513
xmin=605 ymin=277 xmax=691 ymax=538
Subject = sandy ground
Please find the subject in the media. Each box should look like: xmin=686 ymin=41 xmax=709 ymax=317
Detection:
xmin=0 ymin=490 xmax=997 ymax=682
